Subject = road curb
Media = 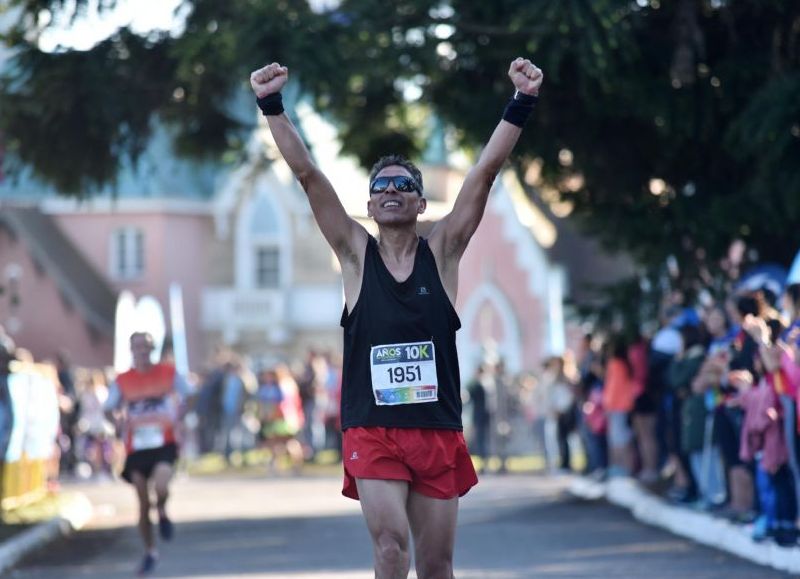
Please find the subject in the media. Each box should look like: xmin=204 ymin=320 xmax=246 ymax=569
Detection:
xmin=568 ymin=475 xmax=800 ymax=574
xmin=0 ymin=493 xmax=93 ymax=576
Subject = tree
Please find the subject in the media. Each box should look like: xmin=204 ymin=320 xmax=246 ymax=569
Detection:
xmin=1 ymin=0 xmax=798 ymax=293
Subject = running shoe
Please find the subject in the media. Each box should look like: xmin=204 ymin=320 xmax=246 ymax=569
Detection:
xmin=137 ymin=552 xmax=158 ymax=576
xmin=159 ymin=514 xmax=174 ymax=541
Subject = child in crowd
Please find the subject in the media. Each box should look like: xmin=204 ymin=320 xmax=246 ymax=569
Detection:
xmin=735 ymin=315 xmax=797 ymax=545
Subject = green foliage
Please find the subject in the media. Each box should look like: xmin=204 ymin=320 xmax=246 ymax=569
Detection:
xmin=0 ymin=0 xmax=798 ymax=289
xmin=0 ymin=27 xmax=175 ymax=194
xmin=726 ymin=72 xmax=800 ymax=219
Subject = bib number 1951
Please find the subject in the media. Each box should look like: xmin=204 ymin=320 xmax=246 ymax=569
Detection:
xmin=370 ymin=340 xmax=438 ymax=406
xmin=387 ymin=365 xmax=421 ymax=384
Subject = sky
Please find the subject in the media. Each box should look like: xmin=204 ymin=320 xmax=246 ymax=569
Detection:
xmin=36 ymin=0 xmax=342 ymax=52
xmin=37 ymin=0 xmax=188 ymax=52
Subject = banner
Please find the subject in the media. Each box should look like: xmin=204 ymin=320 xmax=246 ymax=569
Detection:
xmin=169 ymin=283 xmax=189 ymax=375
xmin=2 ymin=364 xmax=60 ymax=510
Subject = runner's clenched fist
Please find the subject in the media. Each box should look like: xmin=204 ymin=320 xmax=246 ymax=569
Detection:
xmin=250 ymin=63 xmax=289 ymax=98
xmin=508 ymin=57 xmax=543 ymax=96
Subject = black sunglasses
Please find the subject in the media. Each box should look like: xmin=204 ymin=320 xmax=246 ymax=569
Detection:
xmin=369 ymin=175 xmax=420 ymax=195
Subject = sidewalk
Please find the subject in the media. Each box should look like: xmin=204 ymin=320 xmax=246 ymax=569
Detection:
xmin=569 ymin=474 xmax=800 ymax=575
xmin=0 ymin=492 xmax=93 ymax=576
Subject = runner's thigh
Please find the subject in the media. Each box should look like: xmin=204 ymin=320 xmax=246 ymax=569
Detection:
xmin=407 ymin=491 xmax=458 ymax=557
xmin=356 ymin=478 xmax=410 ymax=541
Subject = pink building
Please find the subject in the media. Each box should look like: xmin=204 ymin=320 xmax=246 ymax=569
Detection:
xmin=49 ymin=199 xmax=212 ymax=370
xmin=0 ymin=201 xmax=211 ymax=370
xmin=0 ymin=108 xmax=631 ymax=376
xmin=0 ymin=206 xmax=114 ymax=367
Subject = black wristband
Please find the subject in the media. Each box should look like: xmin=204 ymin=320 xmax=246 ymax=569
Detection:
xmin=256 ymin=93 xmax=284 ymax=116
xmin=502 ymin=92 xmax=538 ymax=127
xmin=513 ymin=90 xmax=539 ymax=106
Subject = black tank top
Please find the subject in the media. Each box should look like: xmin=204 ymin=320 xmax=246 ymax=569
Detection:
xmin=340 ymin=235 xmax=463 ymax=430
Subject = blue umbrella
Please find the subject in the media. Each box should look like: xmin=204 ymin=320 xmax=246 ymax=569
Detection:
xmin=735 ymin=264 xmax=788 ymax=299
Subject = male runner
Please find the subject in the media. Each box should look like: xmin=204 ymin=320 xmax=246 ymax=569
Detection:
xmin=250 ymin=57 xmax=542 ymax=579
xmin=105 ymin=331 xmax=192 ymax=576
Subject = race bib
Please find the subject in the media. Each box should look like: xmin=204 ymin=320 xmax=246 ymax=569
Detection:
xmin=370 ymin=341 xmax=438 ymax=405
xmin=132 ymin=424 xmax=165 ymax=451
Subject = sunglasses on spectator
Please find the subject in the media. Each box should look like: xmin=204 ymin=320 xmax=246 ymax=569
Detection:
xmin=369 ymin=176 xmax=421 ymax=195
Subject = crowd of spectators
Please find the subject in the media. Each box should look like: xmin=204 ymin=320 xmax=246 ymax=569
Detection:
xmin=5 ymin=278 xmax=800 ymax=552
xmin=463 ymin=282 xmax=800 ymax=549
xmin=0 ymin=334 xmax=344 ymax=494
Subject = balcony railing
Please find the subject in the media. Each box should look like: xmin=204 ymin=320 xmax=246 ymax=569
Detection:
xmin=202 ymin=288 xmax=286 ymax=330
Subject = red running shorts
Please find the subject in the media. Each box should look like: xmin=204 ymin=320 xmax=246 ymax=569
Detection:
xmin=341 ymin=426 xmax=478 ymax=500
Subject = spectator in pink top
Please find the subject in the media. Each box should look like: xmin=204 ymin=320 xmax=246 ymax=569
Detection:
xmin=735 ymin=315 xmax=797 ymax=546
xmin=780 ymin=284 xmax=800 ymax=396
xmin=775 ymin=286 xmax=800 ymax=515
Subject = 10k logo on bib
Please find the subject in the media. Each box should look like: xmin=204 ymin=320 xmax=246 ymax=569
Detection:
xmin=370 ymin=340 xmax=438 ymax=405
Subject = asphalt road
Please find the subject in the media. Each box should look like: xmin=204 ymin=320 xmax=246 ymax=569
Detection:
xmin=9 ymin=470 xmax=790 ymax=578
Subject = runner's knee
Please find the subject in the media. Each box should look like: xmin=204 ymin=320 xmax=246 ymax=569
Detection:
xmin=414 ymin=535 xmax=454 ymax=579
xmin=416 ymin=557 xmax=453 ymax=579
xmin=374 ymin=529 xmax=409 ymax=567
xmin=154 ymin=479 xmax=169 ymax=499
xmin=152 ymin=464 xmax=173 ymax=497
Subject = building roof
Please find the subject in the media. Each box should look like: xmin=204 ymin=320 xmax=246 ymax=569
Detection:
xmin=0 ymin=205 xmax=116 ymax=335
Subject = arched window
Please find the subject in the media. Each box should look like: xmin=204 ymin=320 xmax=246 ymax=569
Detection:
xmin=250 ymin=197 xmax=281 ymax=288
xmin=236 ymin=190 xmax=289 ymax=290
xmin=457 ymin=282 xmax=522 ymax=379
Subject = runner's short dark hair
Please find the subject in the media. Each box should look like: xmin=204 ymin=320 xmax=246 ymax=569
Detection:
xmin=130 ymin=331 xmax=155 ymax=345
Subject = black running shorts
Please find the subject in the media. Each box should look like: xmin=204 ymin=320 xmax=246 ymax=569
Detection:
xmin=121 ymin=443 xmax=178 ymax=483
